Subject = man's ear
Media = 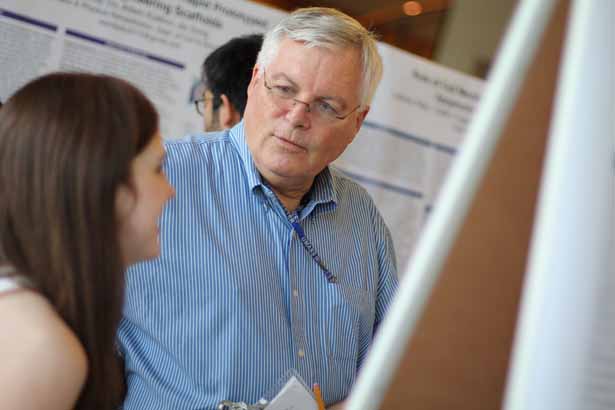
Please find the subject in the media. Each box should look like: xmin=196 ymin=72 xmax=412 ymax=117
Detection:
xmin=246 ymin=65 xmax=260 ymax=96
xmin=217 ymin=94 xmax=241 ymax=129
xmin=354 ymin=106 xmax=370 ymax=134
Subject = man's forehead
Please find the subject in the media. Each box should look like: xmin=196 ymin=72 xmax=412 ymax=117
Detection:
xmin=268 ymin=40 xmax=360 ymax=77
xmin=267 ymin=40 xmax=362 ymax=99
xmin=274 ymin=38 xmax=350 ymax=59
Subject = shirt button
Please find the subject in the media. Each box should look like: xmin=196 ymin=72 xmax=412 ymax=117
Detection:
xmin=293 ymin=289 xmax=298 ymax=297
xmin=298 ymin=349 xmax=305 ymax=358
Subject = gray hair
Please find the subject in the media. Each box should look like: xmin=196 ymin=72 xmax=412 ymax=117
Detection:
xmin=256 ymin=7 xmax=383 ymax=107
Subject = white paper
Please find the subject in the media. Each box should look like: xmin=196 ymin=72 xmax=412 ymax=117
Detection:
xmin=0 ymin=0 xmax=286 ymax=138
xmin=265 ymin=376 xmax=317 ymax=410
xmin=502 ymin=2 xmax=615 ymax=410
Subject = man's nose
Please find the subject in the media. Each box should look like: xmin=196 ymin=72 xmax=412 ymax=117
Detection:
xmin=292 ymin=98 xmax=312 ymax=113
xmin=286 ymin=99 xmax=311 ymax=128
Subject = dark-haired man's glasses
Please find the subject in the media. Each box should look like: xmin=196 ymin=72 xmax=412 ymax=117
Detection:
xmin=262 ymin=70 xmax=361 ymax=123
xmin=194 ymin=94 xmax=215 ymax=116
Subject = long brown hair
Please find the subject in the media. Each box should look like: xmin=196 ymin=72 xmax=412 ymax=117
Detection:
xmin=0 ymin=73 xmax=158 ymax=409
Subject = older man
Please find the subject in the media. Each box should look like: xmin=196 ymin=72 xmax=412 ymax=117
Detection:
xmin=119 ymin=7 xmax=398 ymax=410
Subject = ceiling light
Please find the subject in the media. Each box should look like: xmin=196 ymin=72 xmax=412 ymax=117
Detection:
xmin=403 ymin=1 xmax=423 ymax=16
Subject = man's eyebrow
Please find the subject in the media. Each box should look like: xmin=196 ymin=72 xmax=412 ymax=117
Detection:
xmin=319 ymin=95 xmax=347 ymax=109
xmin=270 ymin=72 xmax=349 ymax=108
xmin=269 ymin=72 xmax=298 ymax=88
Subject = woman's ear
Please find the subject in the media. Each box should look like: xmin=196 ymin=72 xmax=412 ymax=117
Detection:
xmin=217 ymin=94 xmax=241 ymax=129
xmin=115 ymin=184 xmax=135 ymax=222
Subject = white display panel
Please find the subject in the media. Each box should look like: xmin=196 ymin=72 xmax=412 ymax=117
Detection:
xmin=0 ymin=0 xmax=286 ymax=138
xmin=503 ymin=1 xmax=615 ymax=409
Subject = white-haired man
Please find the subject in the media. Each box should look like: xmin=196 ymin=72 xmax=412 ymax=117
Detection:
xmin=119 ymin=7 xmax=398 ymax=410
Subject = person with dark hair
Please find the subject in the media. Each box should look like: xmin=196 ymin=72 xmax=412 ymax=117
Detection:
xmin=195 ymin=33 xmax=263 ymax=131
xmin=0 ymin=72 xmax=175 ymax=410
xmin=119 ymin=7 xmax=397 ymax=410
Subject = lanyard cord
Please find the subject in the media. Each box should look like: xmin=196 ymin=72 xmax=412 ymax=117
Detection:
xmin=288 ymin=214 xmax=337 ymax=284
xmin=261 ymin=181 xmax=337 ymax=284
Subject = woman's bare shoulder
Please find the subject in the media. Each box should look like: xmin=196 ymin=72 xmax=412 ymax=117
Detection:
xmin=0 ymin=289 xmax=88 ymax=410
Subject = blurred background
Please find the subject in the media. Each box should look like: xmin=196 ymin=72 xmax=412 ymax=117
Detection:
xmin=253 ymin=0 xmax=518 ymax=78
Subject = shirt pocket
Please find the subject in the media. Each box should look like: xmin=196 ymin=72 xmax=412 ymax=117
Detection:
xmin=326 ymin=286 xmax=375 ymax=363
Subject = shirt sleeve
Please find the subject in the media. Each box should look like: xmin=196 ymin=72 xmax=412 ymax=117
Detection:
xmin=371 ymin=204 xmax=399 ymax=332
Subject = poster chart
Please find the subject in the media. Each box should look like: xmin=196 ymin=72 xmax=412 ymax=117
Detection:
xmin=0 ymin=0 xmax=286 ymax=137
xmin=0 ymin=0 xmax=484 ymax=272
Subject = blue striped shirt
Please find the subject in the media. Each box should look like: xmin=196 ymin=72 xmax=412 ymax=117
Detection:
xmin=118 ymin=122 xmax=398 ymax=410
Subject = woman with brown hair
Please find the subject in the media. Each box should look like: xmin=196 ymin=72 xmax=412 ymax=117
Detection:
xmin=0 ymin=72 xmax=175 ymax=410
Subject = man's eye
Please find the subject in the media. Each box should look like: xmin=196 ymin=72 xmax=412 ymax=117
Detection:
xmin=317 ymin=101 xmax=338 ymax=115
xmin=273 ymin=85 xmax=294 ymax=96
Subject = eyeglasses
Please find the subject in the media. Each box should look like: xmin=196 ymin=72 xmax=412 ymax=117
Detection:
xmin=194 ymin=94 xmax=215 ymax=117
xmin=262 ymin=71 xmax=361 ymax=123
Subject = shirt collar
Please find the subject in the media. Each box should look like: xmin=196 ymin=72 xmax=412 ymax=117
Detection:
xmin=228 ymin=121 xmax=262 ymax=191
xmin=229 ymin=121 xmax=338 ymax=208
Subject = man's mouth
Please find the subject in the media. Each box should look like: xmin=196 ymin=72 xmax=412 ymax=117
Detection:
xmin=274 ymin=134 xmax=306 ymax=151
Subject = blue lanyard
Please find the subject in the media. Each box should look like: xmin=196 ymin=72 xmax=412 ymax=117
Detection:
xmin=261 ymin=180 xmax=337 ymax=284
xmin=288 ymin=213 xmax=337 ymax=284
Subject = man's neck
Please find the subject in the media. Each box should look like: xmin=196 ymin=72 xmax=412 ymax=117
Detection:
xmin=265 ymin=178 xmax=313 ymax=213
xmin=271 ymin=186 xmax=309 ymax=213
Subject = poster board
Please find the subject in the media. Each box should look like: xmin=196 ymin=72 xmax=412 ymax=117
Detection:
xmin=378 ymin=3 xmax=569 ymax=409
xmin=0 ymin=0 xmax=286 ymax=138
